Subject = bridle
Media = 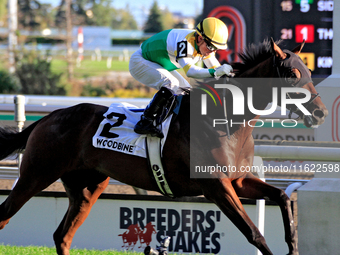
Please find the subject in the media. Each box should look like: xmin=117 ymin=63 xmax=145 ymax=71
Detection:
xmin=219 ymin=49 xmax=321 ymax=139
xmin=285 ymin=92 xmax=320 ymax=120
xmin=273 ymin=51 xmax=320 ymax=120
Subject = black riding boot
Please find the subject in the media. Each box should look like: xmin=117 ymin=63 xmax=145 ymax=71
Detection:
xmin=134 ymin=87 xmax=174 ymax=138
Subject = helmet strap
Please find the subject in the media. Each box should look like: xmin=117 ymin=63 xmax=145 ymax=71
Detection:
xmin=196 ymin=21 xmax=210 ymax=43
xmin=195 ymin=33 xmax=203 ymax=54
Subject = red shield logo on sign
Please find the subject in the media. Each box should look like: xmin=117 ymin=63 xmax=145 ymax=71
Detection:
xmin=207 ymin=6 xmax=246 ymax=63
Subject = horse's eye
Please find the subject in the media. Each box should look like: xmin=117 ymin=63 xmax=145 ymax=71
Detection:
xmin=285 ymin=70 xmax=299 ymax=85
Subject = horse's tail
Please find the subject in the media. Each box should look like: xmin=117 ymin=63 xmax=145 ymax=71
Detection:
xmin=0 ymin=119 xmax=41 ymax=160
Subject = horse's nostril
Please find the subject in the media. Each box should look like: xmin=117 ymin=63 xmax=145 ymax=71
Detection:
xmin=313 ymin=110 xmax=325 ymax=119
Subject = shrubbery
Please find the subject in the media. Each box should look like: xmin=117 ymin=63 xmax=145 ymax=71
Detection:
xmin=72 ymin=76 xmax=155 ymax=98
xmin=15 ymin=50 xmax=66 ymax=95
xmin=0 ymin=70 xmax=21 ymax=93
xmin=0 ymin=49 xmax=155 ymax=98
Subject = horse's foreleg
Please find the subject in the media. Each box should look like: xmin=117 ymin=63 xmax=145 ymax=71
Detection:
xmin=53 ymin=176 xmax=110 ymax=255
xmin=232 ymin=177 xmax=298 ymax=255
xmin=201 ymin=178 xmax=273 ymax=255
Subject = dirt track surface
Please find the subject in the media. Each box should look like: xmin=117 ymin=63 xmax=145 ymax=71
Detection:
xmin=0 ymin=179 xmax=162 ymax=195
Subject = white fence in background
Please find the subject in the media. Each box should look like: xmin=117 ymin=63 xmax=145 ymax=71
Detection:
xmin=0 ymin=95 xmax=150 ymax=113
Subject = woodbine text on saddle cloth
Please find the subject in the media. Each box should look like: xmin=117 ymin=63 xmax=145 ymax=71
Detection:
xmin=92 ymin=103 xmax=172 ymax=158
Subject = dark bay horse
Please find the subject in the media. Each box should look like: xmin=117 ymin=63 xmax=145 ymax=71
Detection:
xmin=0 ymin=40 xmax=328 ymax=255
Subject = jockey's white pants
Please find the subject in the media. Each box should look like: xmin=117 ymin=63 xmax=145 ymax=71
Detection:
xmin=129 ymin=48 xmax=191 ymax=94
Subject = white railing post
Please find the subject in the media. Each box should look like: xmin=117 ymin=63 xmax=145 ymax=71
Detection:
xmin=14 ymin=95 xmax=26 ymax=132
xmin=254 ymin=156 xmax=265 ymax=255
xmin=12 ymin=95 xmax=25 ymax=188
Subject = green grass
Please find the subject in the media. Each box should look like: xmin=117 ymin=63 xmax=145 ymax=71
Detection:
xmin=51 ymin=58 xmax=130 ymax=78
xmin=0 ymin=245 xmax=222 ymax=255
xmin=0 ymin=245 xmax=143 ymax=255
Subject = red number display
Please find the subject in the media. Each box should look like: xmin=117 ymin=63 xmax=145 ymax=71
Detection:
xmin=295 ymin=24 xmax=315 ymax=43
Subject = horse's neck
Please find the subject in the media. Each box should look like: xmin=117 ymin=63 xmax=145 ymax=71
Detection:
xmin=228 ymin=115 xmax=260 ymax=140
xmin=227 ymin=57 xmax=277 ymax=141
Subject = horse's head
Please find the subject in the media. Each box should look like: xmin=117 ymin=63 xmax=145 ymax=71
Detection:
xmin=270 ymin=39 xmax=328 ymax=127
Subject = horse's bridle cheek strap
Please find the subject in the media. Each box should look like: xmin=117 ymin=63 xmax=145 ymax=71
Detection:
xmin=286 ymin=92 xmax=320 ymax=119
xmin=273 ymin=50 xmax=318 ymax=120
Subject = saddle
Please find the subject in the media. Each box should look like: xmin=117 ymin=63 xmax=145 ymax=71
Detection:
xmin=92 ymin=96 xmax=183 ymax=198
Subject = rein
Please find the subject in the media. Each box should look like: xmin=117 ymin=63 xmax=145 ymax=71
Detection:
xmin=222 ymin=87 xmax=231 ymax=139
xmin=222 ymin=76 xmax=233 ymax=139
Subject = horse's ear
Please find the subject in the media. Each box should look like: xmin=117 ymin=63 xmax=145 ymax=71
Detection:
xmin=270 ymin=37 xmax=286 ymax=60
xmin=291 ymin=40 xmax=305 ymax=54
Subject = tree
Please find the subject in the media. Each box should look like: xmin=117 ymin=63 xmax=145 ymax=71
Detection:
xmin=0 ymin=0 xmax=6 ymax=27
xmin=143 ymin=0 xmax=163 ymax=33
xmin=55 ymin=0 xmax=114 ymax=27
xmin=16 ymin=0 xmax=55 ymax=30
xmin=18 ymin=0 xmax=41 ymax=29
xmin=55 ymin=0 xmax=88 ymax=27
xmin=161 ymin=7 xmax=174 ymax=30
xmin=90 ymin=0 xmax=113 ymax=26
xmin=39 ymin=4 xmax=57 ymax=29
xmin=111 ymin=5 xmax=138 ymax=30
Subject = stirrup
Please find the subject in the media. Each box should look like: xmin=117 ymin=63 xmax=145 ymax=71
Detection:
xmin=134 ymin=119 xmax=164 ymax=138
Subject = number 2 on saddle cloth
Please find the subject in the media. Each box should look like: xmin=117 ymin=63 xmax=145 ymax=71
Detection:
xmin=99 ymin=97 xmax=178 ymax=139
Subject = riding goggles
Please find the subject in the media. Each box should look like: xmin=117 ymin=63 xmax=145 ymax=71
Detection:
xmin=205 ymin=40 xmax=218 ymax=51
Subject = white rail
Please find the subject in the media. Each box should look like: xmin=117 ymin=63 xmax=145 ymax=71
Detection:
xmin=0 ymin=94 xmax=298 ymax=119
xmin=0 ymin=95 xmax=150 ymax=113
xmin=254 ymin=145 xmax=340 ymax=161
xmin=0 ymin=166 xmax=19 ymax=179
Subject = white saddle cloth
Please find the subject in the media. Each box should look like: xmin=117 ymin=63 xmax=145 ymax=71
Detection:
xmin=92 ymin=102 xmax=172 ymax=158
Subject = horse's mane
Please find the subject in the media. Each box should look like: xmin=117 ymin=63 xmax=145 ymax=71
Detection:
xmin=233 ymin=39 xmax=282 ymax=76
xmin=179 ymin=39 xmax=283 ymax=95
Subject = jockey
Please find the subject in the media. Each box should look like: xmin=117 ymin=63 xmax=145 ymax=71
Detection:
xmin=130 ymin=17 xmax=233 ymax=138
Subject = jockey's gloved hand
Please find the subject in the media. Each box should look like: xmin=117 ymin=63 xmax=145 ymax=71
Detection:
xmin=214 ymin=64 xmax=233 ymax=80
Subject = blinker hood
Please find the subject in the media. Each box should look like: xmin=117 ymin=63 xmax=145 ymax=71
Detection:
xmin=277 ymin=50 xmax=313 ymax=87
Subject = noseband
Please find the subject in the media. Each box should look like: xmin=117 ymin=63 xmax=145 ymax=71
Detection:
xmin=273 ymin=50 xmax=320 ymax=120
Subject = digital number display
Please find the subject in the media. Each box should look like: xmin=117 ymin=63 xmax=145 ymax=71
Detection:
xmin=275 ymin=0 xmax=333 ymax=77
xmin=203 ymin=0 xmax=333 ymax=77
xmin=295 ymin=24 xmax=315 ymax=43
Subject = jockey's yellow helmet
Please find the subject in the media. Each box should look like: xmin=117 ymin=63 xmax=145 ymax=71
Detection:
xmin=196 ymin=17 xmax=228 ymax=50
